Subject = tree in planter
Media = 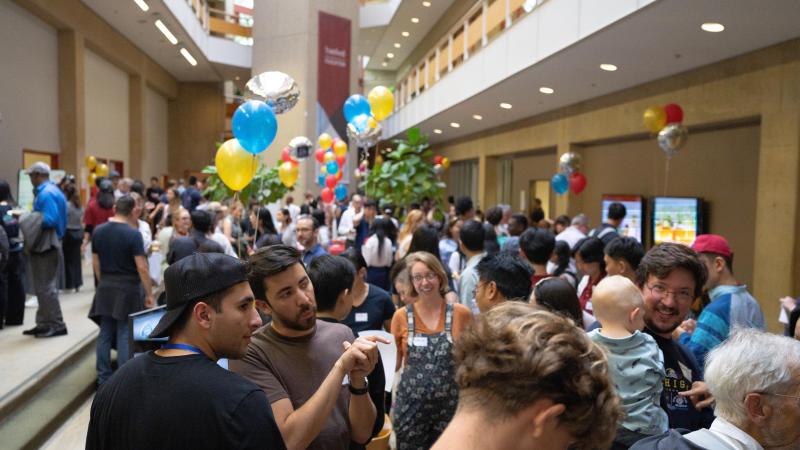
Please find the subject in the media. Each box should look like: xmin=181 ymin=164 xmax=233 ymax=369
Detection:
xmin=202 ymin=162 xmax=292 ymax=205
xmin=360 ymin=128 xmax=446 ymax=212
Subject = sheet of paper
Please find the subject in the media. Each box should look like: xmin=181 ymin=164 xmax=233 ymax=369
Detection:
xmin=358 ymin=330 xmax=395 ymax=393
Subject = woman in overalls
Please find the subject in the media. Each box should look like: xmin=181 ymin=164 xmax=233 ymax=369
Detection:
xmin=390 ymin=251 xmax=472 ymax=450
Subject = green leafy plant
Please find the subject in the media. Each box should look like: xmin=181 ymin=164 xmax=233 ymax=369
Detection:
xmin=202 ymin=162 xmax=292 ymax=205
xmin=360 ymin=127 xmax=446 ymax=208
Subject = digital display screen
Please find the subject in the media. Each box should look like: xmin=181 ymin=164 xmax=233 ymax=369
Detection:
xmin=601 ymin=195 xmax=644 ymax=243
xmin=652 ymin=197 xmax=702 ymax=245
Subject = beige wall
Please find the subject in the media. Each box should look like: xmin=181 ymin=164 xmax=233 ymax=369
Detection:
xmin=511 ymin=149 xmax=557 ymax=215
xmin=143 ymin=86 xmax=169 ymax=180
xmin=84 ymin=49 xmax=129 ymax=174
xmin=0 ymin=0 xmax=59 ymax=192
xmin=168 ymin=83 xmax=225 ymax=178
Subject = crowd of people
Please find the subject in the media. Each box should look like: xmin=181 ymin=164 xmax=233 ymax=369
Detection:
xmin=2 ymin=162 xmax=799 ymax=449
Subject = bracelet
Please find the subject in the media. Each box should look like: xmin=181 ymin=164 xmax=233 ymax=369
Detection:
xmin=348 ymin=378 xmax=369 ymax=395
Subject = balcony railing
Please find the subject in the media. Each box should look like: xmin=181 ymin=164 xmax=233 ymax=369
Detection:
xmin=395 ymin=0 xmax=547 ymax=110
xmin=186 ymin=0 xmax=254 ymax=46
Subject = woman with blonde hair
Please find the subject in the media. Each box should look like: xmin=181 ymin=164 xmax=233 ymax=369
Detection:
xmin=395 ymin=209 xmax=425 ymax=261
xmin=391 ymin=251 xmax=472 ymax=450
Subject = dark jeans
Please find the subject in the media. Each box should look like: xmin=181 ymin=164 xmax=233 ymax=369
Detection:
xmin=30 ymin=248 xmax=65 ymax=329
xmin=3 ymin=251 xmax=26 ymax=325
xmin=96 ymin=316 xmax=130 ymax=385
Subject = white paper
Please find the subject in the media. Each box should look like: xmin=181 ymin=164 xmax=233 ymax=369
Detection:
xmin=779 ymin=307 xmax=790 ymax=325
xmin=358 ymin=330 xmax=395 ymax=393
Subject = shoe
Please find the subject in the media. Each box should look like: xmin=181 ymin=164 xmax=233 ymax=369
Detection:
xmin=35 ymin=327 xmax=68 ymax=338
xmin=23 ymin=325 xmax=47 ymax=335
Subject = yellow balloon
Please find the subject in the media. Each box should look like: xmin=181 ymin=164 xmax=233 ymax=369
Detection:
xmin=321 ymin=165 xmax=328 ymax=175
xmin=441 ymin=157 xmax=450 ymax=169
xmin=367 ymin=117 xmax=378 ymax=129
xmin=215 ymin=138 xmax=256 ymax=191
xmin=95 ymin=163 xmax=110 ymax=177
xmin=643 ymin=106 xmax=667 ymax=134
xmin=278 ymin=162 xmax=299 ymax=188
xmin=87 ymin=172 xmax=97 ymax=186
xmin=375 ymin=154 xmax=384 ymax=166
xmin=333 ymin=140 xmax=348 ymax=157
xmin=318 ymin=133 xmax=333 ymax=150
xmin=368 ymin=86 xmax=394 ymax=121
xmin=323 ymin=151 xmax=336 ymax=164
xmin=86 ymin=155 xmax=97 ymax=170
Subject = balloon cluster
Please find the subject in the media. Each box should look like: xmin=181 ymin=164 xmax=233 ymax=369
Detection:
xmin=85 ymin=155 xmax=110 ymax=186
xmin=432 ymin=155 xmax=451 ymax=176
xmin=343 ymin=86 xmax=394 ymax=148
xmin=551 ymin=152 xmax=587 ymax=195
xmin=314 ymin=133 xmax=348 ymax=203
xmin=643 ymin=103 xmax=688 ymax=158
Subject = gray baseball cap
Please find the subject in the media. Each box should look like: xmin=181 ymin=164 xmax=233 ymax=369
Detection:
xmin=25 ymin=162 xmax=51 ymax=175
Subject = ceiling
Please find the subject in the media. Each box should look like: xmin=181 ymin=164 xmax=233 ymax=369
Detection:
xmin=395 ymin=0 xmax=800 ymax=144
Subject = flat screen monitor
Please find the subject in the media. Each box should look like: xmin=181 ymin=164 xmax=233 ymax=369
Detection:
xmin=652 ymin=197 xmax=703 ymax=246
xmin=128 ymin=306 xmax=168 ymax=359
xmin=601 ymin=195 xmax=645 ymax=243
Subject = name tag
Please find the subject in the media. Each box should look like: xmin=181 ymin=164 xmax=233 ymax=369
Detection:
xmin=355 ymin=313 xmax=368 ymax=323
xmin=412 ymin=336 xmax=428 ymax=347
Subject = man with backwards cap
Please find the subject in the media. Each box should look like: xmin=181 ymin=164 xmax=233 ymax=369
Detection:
xmin=86 ymin=252 xmax=286 ymax=449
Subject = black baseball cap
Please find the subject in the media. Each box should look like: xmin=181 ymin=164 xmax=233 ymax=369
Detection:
xmin=149 ymin=252 xmax=248 ymax=338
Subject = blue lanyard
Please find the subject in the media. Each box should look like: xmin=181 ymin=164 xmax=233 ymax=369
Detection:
xmin=161 ymin=343 xmax=205 ymax=355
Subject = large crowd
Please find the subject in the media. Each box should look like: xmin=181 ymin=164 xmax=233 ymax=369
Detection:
xmin=2 ymin=162 xmax=799 ymax=450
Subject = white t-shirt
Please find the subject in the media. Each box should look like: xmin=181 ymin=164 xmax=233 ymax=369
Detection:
xmin=363 ymin=235 xmax=394 ymax=267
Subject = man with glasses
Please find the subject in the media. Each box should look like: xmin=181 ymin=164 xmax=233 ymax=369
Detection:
xmin=632 ymin=328 xmax=800 ymax=449
xmin=635 ymin=243 xmax=715 ymax=431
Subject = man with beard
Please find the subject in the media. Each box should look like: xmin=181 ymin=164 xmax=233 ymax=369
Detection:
xmin=229 ymin=245 xmax=387 ymax=450
xmin=636 ymin=243 xmax=715 ymax=431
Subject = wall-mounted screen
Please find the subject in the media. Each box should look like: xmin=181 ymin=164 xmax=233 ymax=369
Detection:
xmin=652 ymin=197 xmax=703 ymax=246
xmin=601 ymin=194 xmax=645 ymax=243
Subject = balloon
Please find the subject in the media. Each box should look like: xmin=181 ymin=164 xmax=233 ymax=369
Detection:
xmin=318 ymin=133 xmax=333 ymax=150
xmin=334 ymin=184 xmax=348 ymax=202
xmin=215 ymin=139 xmax=256 ymax=191
xmin=664 ymin=103 xmax=684 ymax=124
xmin=289 ymin=136 xmax=312 ymax=161
xmin=551 ymin=173 xmax=569 ymax=195
xmin=367 ymin=117 xmax=378 ymax=129
xmin=315 ymin=148 xmax=326 ymax=163
xmin=347 ymin=121 xmax=382 ymax=148
xmin=343 ymin=94 xmax=371 ymax=123
xmin=643 ymin=105 xmax=667 ymax=134
xmin=278 ymin=161 xmax=299 ymax=188
xmin=335 ymin=154 xmax=346 ymax=167
xmin=433 ymin=164 xmax=444 ymax=176
xmin=333 ymin=140 xmax=348 ymax=157
xmin=359 ymin=160 xmax=368 ymax=171
xmin=368 ymin=86 xmax=394 ymax=121
xmin=232 ymin=100 xmax=277 ymax=154
xmin=321 ymin=187 xmax=334 ymax=204
xmin=558 ymin=152 xmax=581 ymax=175
xmin=289 ymin=159 xmax=299 ymax=167
xmin=85 ymin=155 xmax=97 ymax=170
xmin=323 ymin=151 xmax=336 ymax=164
xmin=321 ymin=165 xmax=328 ymax=175
xmin=433 ymin=155 xmax=443 ymax=165
xmin=245 ymin=71 xmax=299 ymax=114
xmin=326 ymin=161 xmax=339 ymax=175
xmin=351 ymin=114 xmax=370 ymax=133
xmin=657 ymin=123 xmax=689 ymax=158
xmin=95 ymin=163 xmax=110 ymax=177
xmin=569 ymin=171 xmax=587 ymax=194
xmin=87 ymin=172 xmax=97 ymax=186
xmin=281 ymin=147 xmax=292 ymax=162
xmin=317 ymin=174 xmax=326 ymax=186
xmin=335 ymin=170 xmax=343 ymax=181
xmin=441 ymin=157 xmax=450 ymax=170
xmin=325 ymin=174 xmax=337 ymax=189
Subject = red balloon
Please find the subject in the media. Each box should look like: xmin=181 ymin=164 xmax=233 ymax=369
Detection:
xmin=569 ymin=172 xmax=587 ymax=194
xmin=289 ymin=158 xmax=299 ymax=167
xmin=321 ymin=187 xmax=334 ymax=203
xmin=433 ymin=155 xmax=443 ymax=165
xmin=335 ymin=155 xmax=346 ymax=167
xmin=281 ymin=147 xmax=291 ymax=162
xmin=315 ymin=148 xmax=326 ymax=163
xmin=335 ymin=170 xmax=343 ymax=181
xmin=664 ymin=103 xmax=683 ymax=124
xmin=325 ymin=174 xmax=337 ymax=189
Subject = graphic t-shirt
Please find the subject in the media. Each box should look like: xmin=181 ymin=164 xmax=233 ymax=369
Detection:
xmin=342 ymin=284 xmax=396 ymax=334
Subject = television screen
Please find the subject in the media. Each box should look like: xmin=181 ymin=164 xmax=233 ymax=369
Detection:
xmin=601 ymin=195 xmax=644 ymax=243
xmin=652 ymin=197 xmax=702 ymax=246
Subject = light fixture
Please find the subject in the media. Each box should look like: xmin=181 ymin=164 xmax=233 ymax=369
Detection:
xmin=433 ymin=129 xmax=442 ymax=134
xmin=450 ymin=122 xmax=460 ymax=128
xmin=422 ymin=1 xmax=431 ymax=6
xmin=539 ymin=86 xmax=554 ymax=94
xmin=411 ymin=17 xmax=420 ymax=23
xmin=599 ymin=63 xmax=617 ymax=71
xmin=180 ymin=48 xmax=197 ymax=66
xmin=394 ymin=43 xmax=401 ymax=48
xmin=155 ymin=19 xmax=178 ymax=45
xmin=381 ymin=62 xmax=388 ymax=67
xmin=133 ymin=0 xmax=149 ymax=12
xmin=701 ymin=22 xmax=724 ymax=32
xmin=386 ymin=53 xmax=395 ymax=59
xmin=402 ymin=31 xmax=410 ymax=37
xmin=472 ymin=114 xmax=483 ymax=120
xmin=499 ymin=102 xmax=512 ymax=109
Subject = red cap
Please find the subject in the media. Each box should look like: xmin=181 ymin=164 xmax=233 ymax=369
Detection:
xmin=691 ymin=234 xmax=732 ymax=258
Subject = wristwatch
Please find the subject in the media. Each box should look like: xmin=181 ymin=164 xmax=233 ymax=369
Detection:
xmin=348 ymin=378 xmax=369 ymax=395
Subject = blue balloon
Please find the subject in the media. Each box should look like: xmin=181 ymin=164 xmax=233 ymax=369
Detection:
xmin=317 ymin=174 xmax=326 ymax=186
xmin=551 ymin=173 xmax=569 ymax=195
xmin=351 ymin=114 xmax=370 ymax=133
xmin=232 ymin=100 xmax=277 ymax=155
xmin=326 ymin=161 xmax=339 ymax=175
xmin=343 ymin=95 xmax=371 ymax=123
xmin=335 ymin=184 xmax=348 ymax=202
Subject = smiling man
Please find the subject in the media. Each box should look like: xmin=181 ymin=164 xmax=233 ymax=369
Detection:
xmin=229 ymin=245 xmax=386 ymax=450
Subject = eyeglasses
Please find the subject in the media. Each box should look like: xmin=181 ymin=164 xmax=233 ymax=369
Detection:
xmin=411 ymin=272 xmax=438 ymax=283
xmin=645 ymin=283 xmax=694 ymax=303
xmin=755 ymin=392 xmax=800 ymax=401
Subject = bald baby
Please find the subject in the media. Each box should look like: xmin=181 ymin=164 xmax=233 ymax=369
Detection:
xmin=592 ymin=275 xmax=645 ymax=338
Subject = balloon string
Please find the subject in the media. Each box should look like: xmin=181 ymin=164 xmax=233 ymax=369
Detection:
xmin=664 ymin=155 xmax=671 ymax=196
xmin=232 ymin=190 xmax=243 ymax=256
xmin=251 ymin=155 xmax=265 ymax=248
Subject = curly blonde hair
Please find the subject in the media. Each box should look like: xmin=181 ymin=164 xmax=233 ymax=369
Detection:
xmin=454 ymin=302 xmax=622 ymax=450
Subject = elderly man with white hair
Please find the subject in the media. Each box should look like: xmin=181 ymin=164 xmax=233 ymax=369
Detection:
xmin=632 ymin=328 xmax=800 ymax=450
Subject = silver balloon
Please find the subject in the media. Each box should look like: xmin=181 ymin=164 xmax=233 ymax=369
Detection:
xmin=657 ymin=124 xmax=689 ymax=158
xmin=288 ymin=136 xmax=312 ymax=161
xmin=347 ymin=121 xmax=383 ymax=148
xmin=559 ymin=152 xmax=581 ymax=175
xmin=245 ymin=71 xmax=300 ymax=114
xmin=433 ymin=164 xmax=444 ymax=176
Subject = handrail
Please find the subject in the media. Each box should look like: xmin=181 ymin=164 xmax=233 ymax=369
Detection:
xmin=394 ymin=0 xmax=546 ymax=111
xmin=186 ymin=0 xmax=253 ymax=44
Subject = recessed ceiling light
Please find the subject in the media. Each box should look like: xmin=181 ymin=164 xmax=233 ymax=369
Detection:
xmin=381 ymin=62 xmax=388 ymax=67
xmin=133 ymin=0 xmax=149 ymax=12
xmin=155 ymin=19 xmax=178 ymax=45
xmin=180 ymin=48 xmax=197 ymax=66
xmin=393 ymin=43 xmax=401 ymax=48
xmin=411 ymin=17 xmax=420 ymax=23
xmin=402 ymin=31 xmax=410 ymax=37
xmin=472 ymin=114 xmax=482 ymax=120
xmin=701 ymin=22 xmax=724 ymax=32
xmin=450 ymin=122 xmax=460 ymax=128
xmin=433 ymin=129 xmax=442 ymax=134
xmin=499 ymin=102 xmax=512 ymax=109
xmin=539 ymin=87 xmax=554 ymax=94
xmin=422 ymin=1 xmax=431 ymax=6
xmin=386 ymin=53 xmax=395 ymax=59
xmin=599 ymin=63 xmax=617 ymax=71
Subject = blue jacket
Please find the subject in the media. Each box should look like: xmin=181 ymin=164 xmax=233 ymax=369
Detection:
xmin=33 ymin=181 xmax=67 ymax=239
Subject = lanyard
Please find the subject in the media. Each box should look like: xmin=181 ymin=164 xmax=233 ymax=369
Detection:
xmin=161 ymin=343 xmax=206 ymax=355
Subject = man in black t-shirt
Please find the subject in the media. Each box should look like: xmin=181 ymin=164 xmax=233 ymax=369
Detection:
xmin=86 ymin=253 xmax=286 ymax=450
xmin=340 ymin=249 xmax=395 ymax=333
xmin=589 ymin=201 xmax=626 ymax=245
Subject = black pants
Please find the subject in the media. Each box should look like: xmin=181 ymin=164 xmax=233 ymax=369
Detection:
xmin=62 ymin=230 xmax=83 ymax=290
xmin=2 ymin=251 xmax=26 ymax=325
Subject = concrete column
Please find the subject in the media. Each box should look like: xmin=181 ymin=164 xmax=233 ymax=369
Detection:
xmin=57 ymin=29 xmax=85 ymax=177
xmin=129 ymin=74 xmax=145 ymax=180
